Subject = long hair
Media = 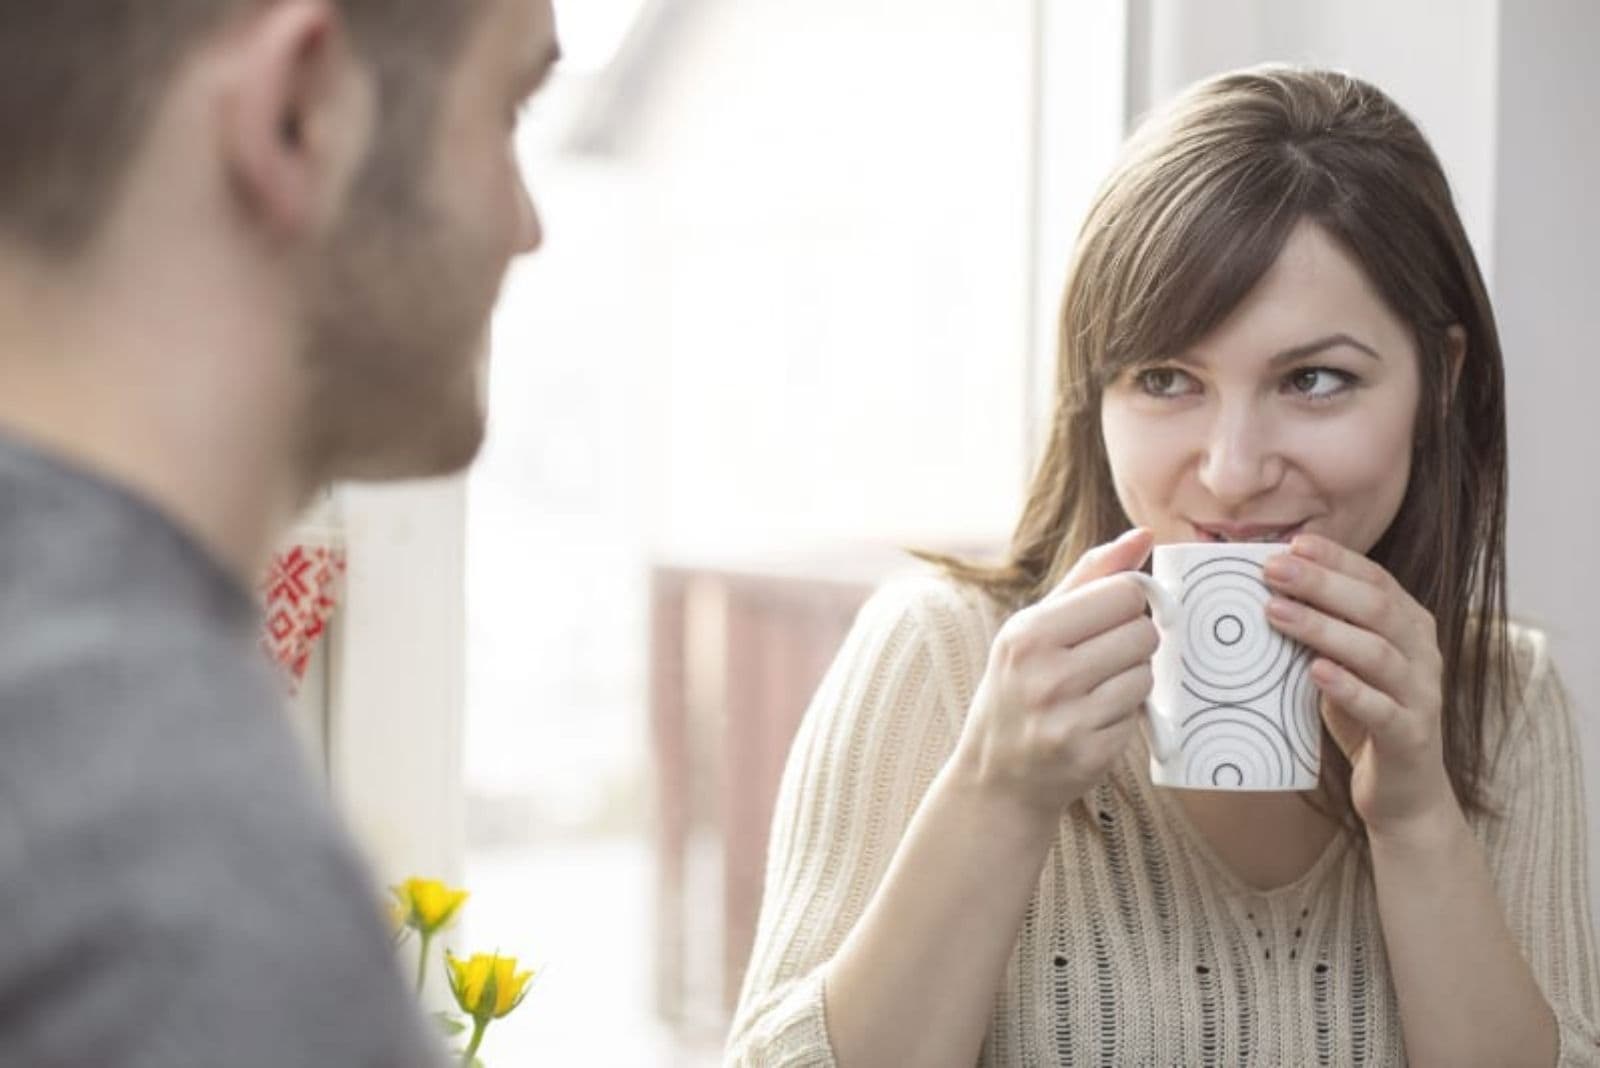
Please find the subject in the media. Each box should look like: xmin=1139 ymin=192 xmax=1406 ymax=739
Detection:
xmin=926 ymin=66 xmax=1513 ymax=824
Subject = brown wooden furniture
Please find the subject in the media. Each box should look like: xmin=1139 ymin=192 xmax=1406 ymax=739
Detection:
xmin=648 ymin=547 xmax=909 ymax=1036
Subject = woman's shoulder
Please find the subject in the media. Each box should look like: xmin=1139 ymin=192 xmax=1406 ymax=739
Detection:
xmin=849 ymin=567 xmax=1008 ymax=686
xmin=859 ymin=567 xmax=1009 ymax=643
xmin=1501 ymin=618 xmax=1557 ymax=712
xmin=1481 ymin=619 xmax=1573 ymax=784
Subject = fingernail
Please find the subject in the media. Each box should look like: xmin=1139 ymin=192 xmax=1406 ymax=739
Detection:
xmin=1267 ymin=597 xmax=1301 ymax=622
xmin=1265 ymin=556 xmax=1301 ymax=582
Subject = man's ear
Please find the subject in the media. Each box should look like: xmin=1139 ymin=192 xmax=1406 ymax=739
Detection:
xmin=218 ymin=0 xmax=371 ymax=240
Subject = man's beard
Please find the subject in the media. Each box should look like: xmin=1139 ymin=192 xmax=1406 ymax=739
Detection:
xmin=295 ymin=167 xmax=494 ymax=486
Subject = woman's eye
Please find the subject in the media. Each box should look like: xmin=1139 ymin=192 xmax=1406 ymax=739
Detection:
xmin=1134 ymin=367 xmax=1197 ymax=398
xmin=1285 ymin=367 xmax=1356 ymax=399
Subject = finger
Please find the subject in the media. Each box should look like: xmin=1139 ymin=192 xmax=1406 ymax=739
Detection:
xmin=1264 ymin=552 xmax=1387 ymax=626
xmin=1034 ymin=659 xmax=1151 ymax=750
xmin=1266 ymin=595 xmax=1413 ymax=702
xmin=1311 ymin=658 xmax=1417 ymax=753
xmin=1264 ymin=551 xmax=1435 ymax=660
xmin=1035 ymin=615 xmax=1159 ymax=704
xmin=1286 ymin=532 xmax=1396 ymax=594
xmin=1077 ymin=706 xmax=1144 ymax=769
xmin=1081 ymin=659 xmax=1156 ymax=730
xmin=1025 ymin=574 xmax=1152 ymax=651
xmin=1043 ymin=528 xmax=1154 ymax=602
xmin=1040 ymin=690 xmax=1142 ymax=761
xmin=1319 ymin=693 xmax=1367 ymax=763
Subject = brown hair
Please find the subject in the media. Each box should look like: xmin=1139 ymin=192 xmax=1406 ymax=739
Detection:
xmin=928 ymin=65 xmax=1513 ymax=825
xmin=0 ymin=0 xmax=481 ymax=255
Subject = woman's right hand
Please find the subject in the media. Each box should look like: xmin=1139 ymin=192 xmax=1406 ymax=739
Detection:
xmin=952 ymin=528 xmax=1159 ymax=830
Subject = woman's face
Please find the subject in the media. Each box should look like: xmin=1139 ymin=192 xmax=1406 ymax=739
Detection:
xmin=1100 ymin=220 xmax=1422 ymax=552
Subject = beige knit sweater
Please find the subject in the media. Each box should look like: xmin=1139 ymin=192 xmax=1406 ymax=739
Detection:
xmin=725 ymin=572 xmax=1600 ymax=1066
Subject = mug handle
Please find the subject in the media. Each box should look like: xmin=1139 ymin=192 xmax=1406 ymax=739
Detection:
xmin=1123 ymin=571 xmax=1181 ymax=763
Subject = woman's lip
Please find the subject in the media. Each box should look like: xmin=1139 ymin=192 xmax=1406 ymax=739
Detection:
xmin=1191 ymin=521 xmax=1306 ymax=541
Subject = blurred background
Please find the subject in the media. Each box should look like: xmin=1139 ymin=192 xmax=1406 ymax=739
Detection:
xmin=291 ymin=1 xmax=1599 ymax=1064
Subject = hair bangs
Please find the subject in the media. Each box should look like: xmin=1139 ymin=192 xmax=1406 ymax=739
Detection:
xmin=1098 ymin=150 xmax=1315 ymax=386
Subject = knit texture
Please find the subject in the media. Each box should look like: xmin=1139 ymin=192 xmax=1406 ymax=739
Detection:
xmin=726 ymin=572 xmax=1600 ymax=1066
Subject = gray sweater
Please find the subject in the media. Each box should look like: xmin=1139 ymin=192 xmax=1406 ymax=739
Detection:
xmin=0 ymin=433 xmax=439 ymax=1067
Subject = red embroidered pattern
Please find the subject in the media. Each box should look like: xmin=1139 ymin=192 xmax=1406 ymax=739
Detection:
xmin=261 ymin=543 xmax=347 ymax=693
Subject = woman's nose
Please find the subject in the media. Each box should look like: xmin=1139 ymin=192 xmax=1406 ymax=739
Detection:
xmin=1196 ymin=407 xmax=1284 ymax=506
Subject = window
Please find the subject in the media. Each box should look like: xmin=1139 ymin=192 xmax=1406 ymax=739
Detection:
xmin=462 ymin=2 xmax=1123 ymax=1061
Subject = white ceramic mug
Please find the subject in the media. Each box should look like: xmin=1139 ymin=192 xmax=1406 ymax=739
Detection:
xmin=1127 ymin=542 xmax=1320 ymax=791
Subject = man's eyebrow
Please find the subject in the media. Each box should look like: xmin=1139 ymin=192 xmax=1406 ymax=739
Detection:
xmin=1267 ymin=332 xmax=1383 ymax=365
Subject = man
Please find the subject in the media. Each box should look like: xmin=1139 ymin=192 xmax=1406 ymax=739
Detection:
xmin=0 ymin=1 xmax=557 ymax=1063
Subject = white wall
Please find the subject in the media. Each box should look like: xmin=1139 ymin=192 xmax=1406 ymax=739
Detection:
xmin=331 ymin=480 xmax=468 ymax=900
xmin=636 ymin=0 xmax=1038 ymax=554
xmin=1026 ymin=1 xmax=1128 ymax=459
xmin=1129 ymin=0 xmax=1499 ymax=265
xmin=1492 ymin=0 xmax=1600 ymax=908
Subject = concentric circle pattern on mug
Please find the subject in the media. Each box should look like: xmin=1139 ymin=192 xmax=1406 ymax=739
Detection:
xmin=1175 ymin=556 xmax=1317 ymax=788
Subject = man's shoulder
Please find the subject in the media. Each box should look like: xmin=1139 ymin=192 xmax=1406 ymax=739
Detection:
xmin=0 ymin=791 xmax=438 ymax=1067
xmin=0 ymin=575 xmax=352 ymax=907
xmin=0 ymin=630 xmax=439 ymax=1067
xmin=0 ymin=589 xmax=292 ymax=808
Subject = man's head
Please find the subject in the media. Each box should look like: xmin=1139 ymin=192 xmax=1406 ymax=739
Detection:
xmin=0 ymin=0 xmax=558 ymax=483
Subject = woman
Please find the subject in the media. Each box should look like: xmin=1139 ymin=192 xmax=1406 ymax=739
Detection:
xmin=725 ymin=66 xmax=1600 ymax=1066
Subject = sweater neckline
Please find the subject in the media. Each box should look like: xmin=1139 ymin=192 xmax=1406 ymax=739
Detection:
xmin=1132 ymin=744 xmax=1353 ymax=900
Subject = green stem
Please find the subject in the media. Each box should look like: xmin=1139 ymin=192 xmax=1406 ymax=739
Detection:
xmin=415 ymin=931 xmax=434 ymax=995
xmin=461 ymin=1017 xmax=489 ymax=1066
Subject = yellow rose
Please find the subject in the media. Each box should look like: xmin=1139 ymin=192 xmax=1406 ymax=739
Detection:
xmin=391 ymin=877 xmax=470 ymax=936
xmin=446 ymin=951 xmax=536 ymax=1022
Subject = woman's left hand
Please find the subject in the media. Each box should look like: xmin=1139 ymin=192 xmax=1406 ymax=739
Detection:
xmin=1262 ymin=532 xmax=1457 ymax=840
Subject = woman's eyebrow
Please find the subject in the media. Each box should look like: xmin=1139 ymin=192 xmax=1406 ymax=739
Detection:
xmin=1164 ymin=332 xmax=1383 ymax=368
xmin=1268 ymin=332 xmax=1383 ymax=365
